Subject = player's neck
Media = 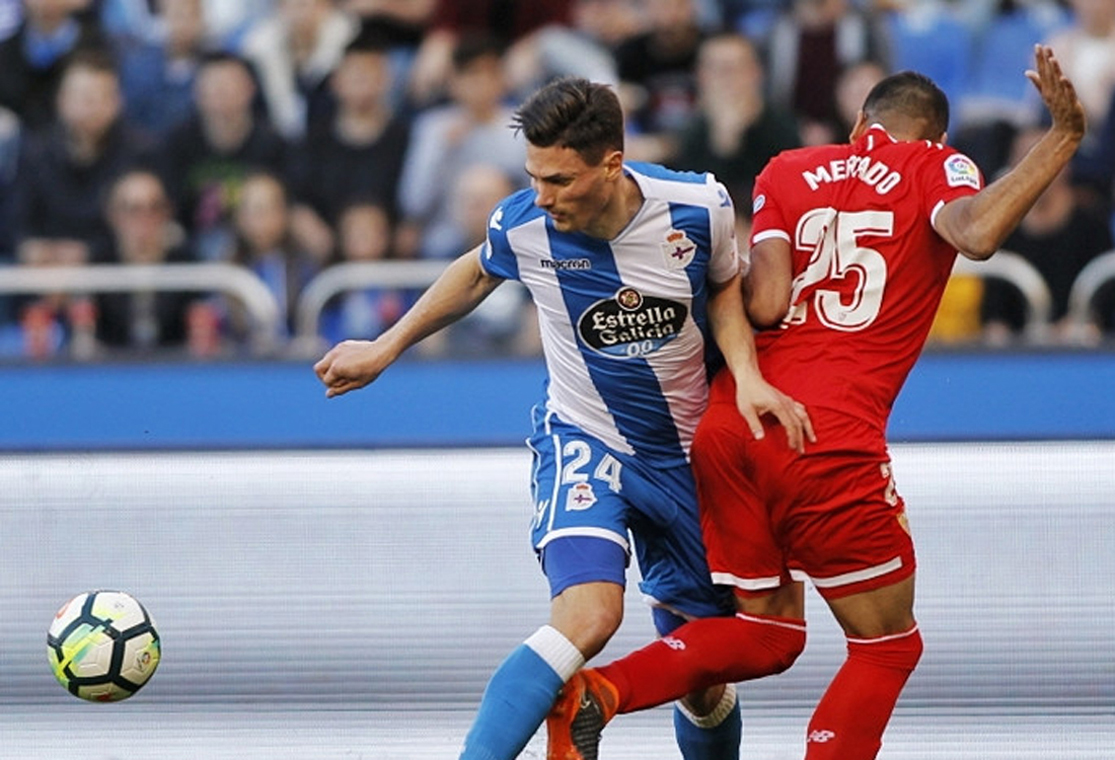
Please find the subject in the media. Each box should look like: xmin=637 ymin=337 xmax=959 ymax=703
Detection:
xmin=584 ymin=175 xmax=644 ymax=240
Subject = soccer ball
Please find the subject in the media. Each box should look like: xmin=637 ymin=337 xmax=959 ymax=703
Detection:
xmin=46 ymin=590 xmax=161 ymax=702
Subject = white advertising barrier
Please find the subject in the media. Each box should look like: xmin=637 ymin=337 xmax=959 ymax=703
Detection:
xmin=1 ymin=443 xmax=1112 ymax=709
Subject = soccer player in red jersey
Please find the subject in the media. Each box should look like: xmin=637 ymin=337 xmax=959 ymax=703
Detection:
xmin=546 ymin=45 xmax=1086 ymax=760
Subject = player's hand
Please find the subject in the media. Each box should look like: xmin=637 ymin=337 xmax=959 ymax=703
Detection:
xmin=1026 ymin=45 xmax=1086 ymax=142
xmin=313 ymin=339 xmax=391 ymax=398
xmin=733 ymin=373 xmax=816 ymax=454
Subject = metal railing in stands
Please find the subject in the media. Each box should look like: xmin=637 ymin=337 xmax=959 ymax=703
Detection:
xmin=291 ymin=259 xmax=447 ymax=355
xmin=953 ymin=249 xmax=1052 ymax=342
xmin=1066 ymin=249 xmax=1115 ymax=333
xmin=0 ymin=250 xmax=1087 ymax=357
xmin=293 ymin=252 xmax=1058 ymax=349
xmin=0 ymin=263 xmax=284 ymax=354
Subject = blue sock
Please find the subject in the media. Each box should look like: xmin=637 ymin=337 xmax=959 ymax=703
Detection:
xmin=673 ymin=685 xmax=742 ymax=760
xmin=459 ymin=627 xmax=583 ymax=760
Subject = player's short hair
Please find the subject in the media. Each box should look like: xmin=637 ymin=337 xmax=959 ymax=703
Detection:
xmin=862 ymin=71 xmax=949 ymax=140
xmin=512 ymin=77 xmax=624 ymax=167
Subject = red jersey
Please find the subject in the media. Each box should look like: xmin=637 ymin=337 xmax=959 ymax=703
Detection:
xmin=748 ymin=125 xmax=982 ymax=450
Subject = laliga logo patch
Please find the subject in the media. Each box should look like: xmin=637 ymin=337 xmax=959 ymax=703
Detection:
xmin=566 ymin=482 xmax=597 ymax=511
xmin=753 ymin=194 xmax=766 ymax=215
xmin=578 ymin=287 xmax=688 ymax=359
xmin=944 ymin=155 xmax=980 ymax=190
xmin=661 ymin=229 xmax=696 ymax=269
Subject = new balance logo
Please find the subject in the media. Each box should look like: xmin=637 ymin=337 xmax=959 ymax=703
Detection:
xmin=807 ymin=729 xmax=836 ymax=743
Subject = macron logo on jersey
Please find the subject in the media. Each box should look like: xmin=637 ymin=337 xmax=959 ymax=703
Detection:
xmin=489 ymin=206 xmax=504 ymax=231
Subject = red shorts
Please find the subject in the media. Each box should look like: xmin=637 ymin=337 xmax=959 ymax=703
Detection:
xmin=692 ymin=398 xmax=915 ymax=601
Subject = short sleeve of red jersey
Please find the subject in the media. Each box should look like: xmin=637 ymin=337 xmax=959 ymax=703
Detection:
xmin=749 ymin=163 xmax=792 ymax=246
xmin=916 ymin=145 xmax=983 ymax=225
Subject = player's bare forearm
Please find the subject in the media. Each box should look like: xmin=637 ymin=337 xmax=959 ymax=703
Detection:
xmin=936 ymin=45 xmax=1085 ymax=259
xmin=314 ymin=246 xmax=502 ymax=397
xmin=708 ymin=271 xmax=759 ymax=379
xmin=708 ymin=273 xmax=814 ymax=452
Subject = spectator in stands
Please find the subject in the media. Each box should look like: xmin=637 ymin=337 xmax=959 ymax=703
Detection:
xmin=669 ymin=32 xmax=801 ymax=210
xmin=159 ymin=51 xmax=288 ymax=262
xmin=831 ymin=57 xmax=886 ymax=140
xmin=0 ymin=0 xmax=20 ymax=40
xmin=317 ymin=198 xmax=412 ymax=345
xmin=11 ymin=48 xmax=154 ymax=271
xmin=395 ymin=33 xmax=526 ymax=260
xmin=763 ymin=0 xmax=888 ymax=145
xmin=287 ymin=32 xmax=410 ymax=263
xmin=404 ymin=0 xmax=570 ymax=107
xmin=339 ymin=0 xmax=435 ymax=107
xmin=94 ymin=167 xmax=200 ymax=354
xmin=613 ymin=0 xmax=707 ymax=162
xmin=1045 ymin=0 xmax=1115 ymax=213
xmin=239 ymin=0 xmax=359 ymax=141
xmin=113 ymin=0 xmax=215 ymax=139
xmin=0 ymin=0 xmax=109 ymax=133
xmin=500 ymin=0 xmax=626 ymax=100
xmin=224 ymin=169 xmax=319 ymax=343
xmin=953 ymin=0 xmax=1069 ymax=180
xmin=982 ymin=125 xmax=1115 ymax=346
xmin=419 ymin=162 xmax=540 ymax=359
xmin=1045 ymin=0 xmax=1115 ymax=132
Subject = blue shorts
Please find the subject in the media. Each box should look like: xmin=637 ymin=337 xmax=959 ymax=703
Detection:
xmin=527 ymin=406 xmax=732 ymax=621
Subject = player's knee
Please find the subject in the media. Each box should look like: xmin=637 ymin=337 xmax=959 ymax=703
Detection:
xmin=848 ymin=626 xmax=923 ymax=675
xmin=586 ymin=604 xmax=623 ymax=643
xmin=767 ymin=624 xmax=807 ymax=674
xmin=553 ymin=602 xmax=623 ymax=659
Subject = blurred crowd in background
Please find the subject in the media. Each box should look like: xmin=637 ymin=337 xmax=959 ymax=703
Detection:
xmin=0 ymin=0 xmax=1112 ymax=362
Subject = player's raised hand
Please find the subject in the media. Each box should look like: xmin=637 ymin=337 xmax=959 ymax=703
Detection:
xmin=1026 ymin=45 xmax=1085 ymax=142
xmin=313 ymin=339 xmax=392 ymax=398
xmin=733 ymin=373 xmax=816 ymax=453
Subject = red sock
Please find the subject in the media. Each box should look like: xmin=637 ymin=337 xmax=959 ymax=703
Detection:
xmin=805 ymin=626 xmax=923 ymax=760
xmin=597 ymin=613 xmax=806 ymax=714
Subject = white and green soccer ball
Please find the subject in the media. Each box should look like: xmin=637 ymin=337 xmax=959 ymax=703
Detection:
xmin=47 ymin=590 xmax=161 ymax=702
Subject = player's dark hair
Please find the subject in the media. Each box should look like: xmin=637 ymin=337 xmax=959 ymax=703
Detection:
xmin=512 ymin=77 xmax=624 ymax=167
xmin=862 ymin=70 xmax=949 ymax=140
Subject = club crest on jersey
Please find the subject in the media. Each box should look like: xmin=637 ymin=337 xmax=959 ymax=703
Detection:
xmin=578 ymin=286 xmax=688 ymax=359
xmin=944 ymin=155 xmax=980 ymax=190
xmin=566 ymin=482 xmax=597 ymax=511
xmin=661 ymin=229 xmax=696 ymax=269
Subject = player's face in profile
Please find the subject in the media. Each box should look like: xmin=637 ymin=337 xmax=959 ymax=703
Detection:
xmin=525 ymin=143 xmax=614 ymax=233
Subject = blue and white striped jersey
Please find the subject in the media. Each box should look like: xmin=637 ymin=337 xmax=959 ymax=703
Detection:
xmin=479 ymin=162 xmax=742 ymax=468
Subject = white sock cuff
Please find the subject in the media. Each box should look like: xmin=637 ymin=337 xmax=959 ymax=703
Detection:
xmin=524 ymin=625 xmax=585 ymax=682
xmin=676 ymin=683 xmax=738 ymax=729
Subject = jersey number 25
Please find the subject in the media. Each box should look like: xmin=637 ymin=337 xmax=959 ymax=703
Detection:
xmin=785 ymin=207 xmax=893 ymax=332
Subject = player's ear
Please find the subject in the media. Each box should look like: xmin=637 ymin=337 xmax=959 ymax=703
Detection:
xmin=603 ymin=150 xmax=624 ymax=180
xmin=849 ymin=110 xmax=868 ymax=142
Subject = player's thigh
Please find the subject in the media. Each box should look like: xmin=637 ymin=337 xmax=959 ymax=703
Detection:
xmin=785 ymin=454 xmax=916 ymax=602
xmin=824 ymin=573 xmax=916 ymax=639
xmin=691 ymin=406 xmax=794 ymax=596
xmin=623 ymin=461 xmax=734 ymax=622
xmin=529 ymin=424 xmax=631 ymax=595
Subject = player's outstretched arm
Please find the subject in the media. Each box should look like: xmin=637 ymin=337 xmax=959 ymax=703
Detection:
xmin=314 ymin=245 xmax=503 ymax=397
xmin=934 ymin=45 xmax=1086 ymax=259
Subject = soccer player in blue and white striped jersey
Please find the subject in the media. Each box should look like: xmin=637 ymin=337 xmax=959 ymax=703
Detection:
xmin=315 ymin=76 xmax=812 ymax=760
